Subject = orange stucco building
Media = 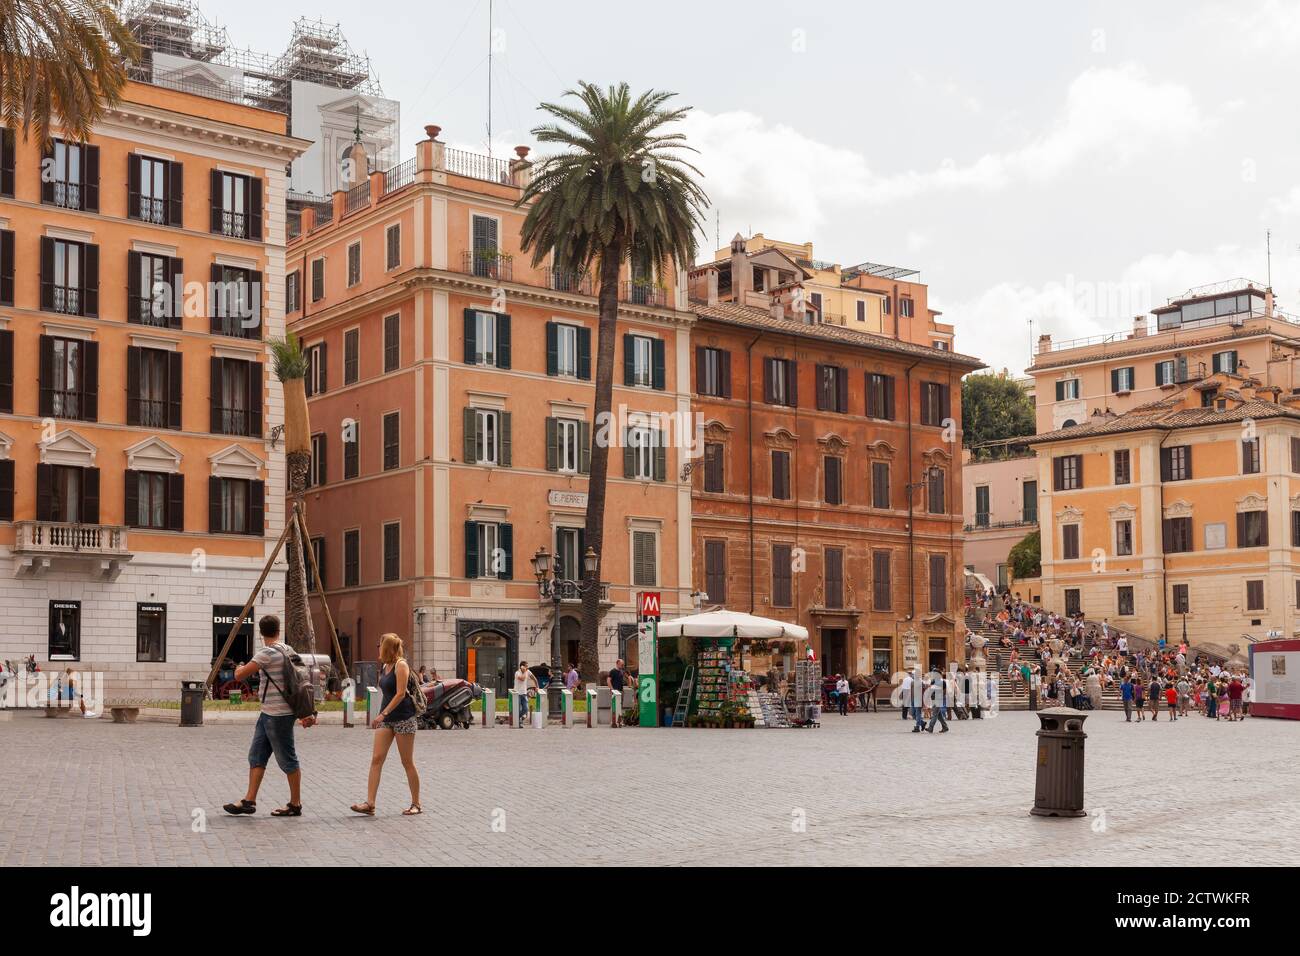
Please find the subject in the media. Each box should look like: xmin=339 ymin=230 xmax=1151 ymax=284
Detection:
xmin=287 ymin=130 xmax=694 ymax=692
xmin=686 ymin=238 xmax=984 ymax=678
xmin=0 ymin=82 xmax=309 ymax=697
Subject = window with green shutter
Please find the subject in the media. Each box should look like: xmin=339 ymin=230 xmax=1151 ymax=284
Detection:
xmin=632 ymin=530 xmax=657 ymax=586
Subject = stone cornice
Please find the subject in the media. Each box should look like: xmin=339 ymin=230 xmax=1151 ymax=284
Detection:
xmin=98 ymin=101 xmax=311 ymax=163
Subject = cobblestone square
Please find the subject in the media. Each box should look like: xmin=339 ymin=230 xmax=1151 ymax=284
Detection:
xmin=1 ymin=709 xmax=1295 ymax=866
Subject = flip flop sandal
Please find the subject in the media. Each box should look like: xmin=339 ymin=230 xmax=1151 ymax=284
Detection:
xmin=350 ymin=802 xmax=376 ymax=816
xmin=402 ymin=804 xmax=423 ymax=816
xmin=270 ymin=803 xmax=302 ymax=817
xmin=223 ymin=799 xmax=256 ymax=815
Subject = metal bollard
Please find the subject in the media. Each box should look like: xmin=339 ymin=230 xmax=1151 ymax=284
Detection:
xmin=366 ymin=686 xmax=382 ymax=727
xmin=1030 ymin=707 xmax=1088 ymax=817
xmin=480 ymin=689 xmax=495 ymax=727
xmin=585 ymin=688 xmax=597 ymax=727
xmin=560 ymin=689 xmax=574 ymax=726
xmin=508 ymin=689 xmax=520 ymax=728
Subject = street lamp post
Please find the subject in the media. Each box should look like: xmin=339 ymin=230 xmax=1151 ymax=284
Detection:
xmin=530 ymin=544 xmax=600 ymax=717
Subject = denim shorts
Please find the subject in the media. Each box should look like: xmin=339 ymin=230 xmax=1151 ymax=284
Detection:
xmin=249 ymin=712 xmax=299 ymax=773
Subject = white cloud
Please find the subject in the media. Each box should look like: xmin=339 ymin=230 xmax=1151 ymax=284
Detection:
xmin=1201 ymin=0 xmax=1300 ymax=51
xmin=681 ymin=63 xmax=1211 ymax=235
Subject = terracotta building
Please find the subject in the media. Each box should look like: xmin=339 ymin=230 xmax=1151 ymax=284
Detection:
xmin=686 ymin=238 xmax=983 ymax=678
xmin=286 ymin=129 xmax=694 ymax=692
xmin=0 ymin=82 xmax=308 ymax=697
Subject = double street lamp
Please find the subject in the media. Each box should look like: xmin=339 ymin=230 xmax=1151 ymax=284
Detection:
xmin=530 ymin=544 xmax=600 ymax=716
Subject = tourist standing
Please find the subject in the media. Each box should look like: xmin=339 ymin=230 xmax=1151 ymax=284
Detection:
xmin=514 ymin=661 xmax=538 ymax=727
xmin=223 ymin=615 xmax=317 ymax=818
xmin=1228 ymin=675 xmax=1245 ymax=721
xmin=1120 ymin=676 xmax=1133 ymax=722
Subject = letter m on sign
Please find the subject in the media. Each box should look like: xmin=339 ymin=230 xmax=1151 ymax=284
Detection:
xmin=639 ymin=591 xmax=661 ymax=619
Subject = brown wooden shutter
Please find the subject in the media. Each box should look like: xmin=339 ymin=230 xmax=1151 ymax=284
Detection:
xmin=247 ymin=362 xmax=262 ymax=436
xmin=127 ymin=250 xmax=142 ymax=323
xmin=209 ymin=357 xmax=223 ymax=433
xmin=0 ymin=328 xmax=11 ymax=413
xmin=0 ymin=229 xmax=13 ymax=306
xmin=248 ymin=177 xmax=263 ymax=241
xmin=167 ymin=473 xmax=185 ymax=532
xmin=80 ymin=467 xmax=100 ymax=523
xmin=167 ymin=161 xmax=184 ymax=228
xmin=0 ymin=459 xmax=13 ymax=522
xmin=39 ymin=237 xmax=55 ymax=311
xmin=38 ymin=335 xmax=53 ymax=417
xmin=81 ymin=243 xmax=99 ymax=317
xmin=80 ymin=341 xmax=98 ymax=421
xmin=720 ymin=350 xmax=732 ymax=398
xmin=167 ymin=257 xmax=183 ymax=328
xmin=0 ymin=128 xmax=13 ymax=198
xmin=36 ymin=463 xmax=54 ymax=521
xmin=126 ymin=346 xmax=141 ymax=426
xmin=81 ymin=145 xmax=99 ymax=212
xmin=787 ymin=360 xmax=798 ymax=405
xmin=209 ymin=169 xmax=223 ymax=233
xmin=695 ymin=346 xmax=706 ymax=394
xmin=763 ymin=358 xmax=774 ymax=403
xmin=208 ymin=476 xmax=222 ymax=532
xmin=248 ymin=480 xmax=265 ymax=535
xmin=127 ymin=154 xmax=141 ymax=219
xmin=124 ymin=469 xmax=139 ymax=527
xmin=545 ymin=417 xmax=558 ymax=471
xmin=499 ymin=411 xmax=511 ymax=467
xmin=167 ymin=351 xmax=183 ymax=429
xmin=40 ymin=141 xmax=55 ymax=205
xmin=836 ymin=367 xmax=848 ymax=413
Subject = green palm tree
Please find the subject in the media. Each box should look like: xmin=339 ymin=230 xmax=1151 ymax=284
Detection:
xmin=0 ymin=0 xmax=139 ymax=144
xmin=519 ymin=82 xmax=707 ymax=682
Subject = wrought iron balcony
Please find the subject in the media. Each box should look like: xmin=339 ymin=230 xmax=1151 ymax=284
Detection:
xmin=136 ymin=197 xmax=166 ymax=224
xmin=546 ymin=268 xmax=593 ymax=295
xmin=544 ymin=579 xmax=611 ymax=604
xmin=462 ymin=250 xmax=513 ymax=282
xmin=52 ymin=181 xmax=83 ymax=210
xmin=620 ymin=281 xmax=669 ymax=308
xmin=220 ymin=210 xmax=248 ymax=239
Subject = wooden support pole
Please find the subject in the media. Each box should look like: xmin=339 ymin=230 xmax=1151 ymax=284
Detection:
xmin=296 ymin=506 xmax=351 ymax=683
xmin=205 ymin=516 xmax=294 ymax=690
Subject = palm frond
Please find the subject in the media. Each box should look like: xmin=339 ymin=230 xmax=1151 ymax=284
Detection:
xmin=268 ymin=333 xmax=308 ymax=382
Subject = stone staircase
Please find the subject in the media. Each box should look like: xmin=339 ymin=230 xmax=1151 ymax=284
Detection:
xmin=963 ymin=602 xmax=1125 ymax=712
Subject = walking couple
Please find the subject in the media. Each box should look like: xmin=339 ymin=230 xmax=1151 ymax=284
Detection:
xmin=223 ymin=618 xmax=422 ymax=819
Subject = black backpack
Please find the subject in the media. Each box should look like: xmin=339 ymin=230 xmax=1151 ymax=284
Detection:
xmin=262 ymin=645 xmax=317 ymax=720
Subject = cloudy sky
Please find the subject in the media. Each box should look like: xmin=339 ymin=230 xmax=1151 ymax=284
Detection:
xmin=203 ymin=0 xmax=1300 ymax=375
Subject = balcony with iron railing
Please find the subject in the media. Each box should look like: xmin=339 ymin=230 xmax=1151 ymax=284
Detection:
xmin=51 ymin=181 xmax=83 ymax=210
xmin=14 ymin=521 xmax=129 ymax=558
xmin=44 ymin=389 xmax=85 ymax=420
xmin=620 ymin=280 xmax=670 ymax=308
xmin=383 ymin=156 xmax=417 ymax=195
xmin=344 ymin=180 xmax=371 ymax=216
xmin=214 ymin=407 xmax=255 ymax=438
xmin=210 ymin=312 xmax=262 ymax=340
xmin=462 ymin=250 xmax=513 ymax=282
xmin=132 ymin=294 xmax=175 ymax=328
xmin=135 ymin=197 xmax=166 ymax=224
xmin=546 ymin=268 xmax=593 ymax=296
xmin=220 ymin=210 xmax=249 ymax=239
xmin=51 ymin=286 xmax=82 ymax=316
xmin=444 ymin=148 xmax=512 ymax=184
xmin=548 ymin=579 xmax=612 ymax=603
xmin=129 ymin=398 xmax=169 ymax=429
xmin=963 ymin=515 xmax=1038 ymax=533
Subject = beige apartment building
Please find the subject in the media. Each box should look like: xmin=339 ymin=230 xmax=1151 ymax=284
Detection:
xmin=962 ymin=441 xmax=1038 ymax=589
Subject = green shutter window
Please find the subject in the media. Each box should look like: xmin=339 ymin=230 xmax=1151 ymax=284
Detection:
xmin=499 ymin=411 xmax=512 ymax=467
xmin=623 ymin=428 xmax=635 ymax=478
xmin=463 ymin=309 xmax=477 ymax=364
xmin=623 ymin=333 xmax=635 ymax=385
xmin=463 ymin=407 xmax=477 ymax=462
xmin=578 ymin=327 xmax=592 ymax=380
xmin=653 ymin=438 xmax=667 ymax=482
xmin=496 ymin=313 xmax=511 ymax=369
xmin=652 ymin=338 xmax=666 ymax=390
xmin=498 ymin=523 xmax=513 ymax=579
xmin=545 ymin=322 xmax=558 ymax=376
xmin=464 ymin=521 xmax=479 ymax=578
xmin=579 ymin=420 xmax=591 ymax=474
xmin=545 ymin=417 xmax=558 ymax=471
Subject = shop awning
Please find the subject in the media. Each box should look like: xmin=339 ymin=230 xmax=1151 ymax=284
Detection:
xmin=655 ymin=609 xmax=809 ymax=641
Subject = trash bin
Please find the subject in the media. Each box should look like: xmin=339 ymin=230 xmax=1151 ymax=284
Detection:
xmin=1030 ymin=706 xmax=1087 ymax=817
xmin=180 ymin=680 xmax=205 ymax=728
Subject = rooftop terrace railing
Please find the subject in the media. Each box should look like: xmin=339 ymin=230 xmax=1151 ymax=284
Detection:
xmin=383 ymin=156 xmax=417 ymax=195
xmin=444 ymin=148 xmax=512 ymax=184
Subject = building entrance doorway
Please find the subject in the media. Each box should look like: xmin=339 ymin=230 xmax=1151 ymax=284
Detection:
xmin=928 ymin=637 xmax=947 ymax=674
xmin=465 ymin=632 xmax=509 ymax=698
xmin=821 ymin=627 xmax=848 ymax=676
xmin=559 ymin=616 xmax=581 ymax=673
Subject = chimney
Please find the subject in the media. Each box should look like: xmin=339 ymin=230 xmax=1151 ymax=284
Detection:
xmin=770 ymin=299 xmax=784 ymax=321
xmin=1037 ymin=333 xmax=1053 ymax=355
xmin=1131 ymin=315 xmax=1147 ymax=339
xmin=730 ymin=233 xmax=751 ymax=298
xmin=707 ymin=268 xmax=719 ymax=306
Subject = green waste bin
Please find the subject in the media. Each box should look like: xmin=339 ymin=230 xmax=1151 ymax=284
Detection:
xmin=180 ymin=681 xmax=205 ymax=727
xmin=1030 ymin=707 xmax=1087 ymax=817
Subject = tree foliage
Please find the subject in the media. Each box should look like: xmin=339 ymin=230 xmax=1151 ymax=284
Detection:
xmin=1008 ymin=530 xmax=1041 ymax=580
xmin=961 ymin=372 xmax=1035 ymax=448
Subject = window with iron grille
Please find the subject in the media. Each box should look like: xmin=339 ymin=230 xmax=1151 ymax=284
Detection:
xmin=129 ymin=155 xmax=179 ymax=226
xmin=704 ymin=539 xmax=727 ymax=604
xmin=41 ymin=335 xmax=97 ymax=422
xmin=344 ymin=328 xmax=359 ymax=384
xmin=344 ymin=529 xmax=359 ymax=587
xmin=1117 ymin=586 xmax=1134 ymax=616
xmin=209 ymin=265 xmax=261 ymax=339
xmin=383 ymin=411 xmax=400 ymax=471
xmin=42 ymin=238 xmax=96 ymax=317
xmin=43 ymin=139 xmax=97 ymax=211
xmin=212 ymin=171 xmax=258 ymax=240
xmin=383 ymin=314 xmax=400 ymax=372
xmin=872 ymin=550 xmax=891 ymax=610
xmin=772 ymin=544 xmax=793 ymax=607
xmin=383 ymin=522 xmax=400 ymax=582
xmin=128 ymin=346 xmax=177 ymax=429
xmin=210 ymin=357 xmax=259 ymax=437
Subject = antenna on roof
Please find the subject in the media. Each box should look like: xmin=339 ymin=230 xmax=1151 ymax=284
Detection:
xmin=715 ymin=209 xmax=720 ymax=253
xmin=1266 ymin=229 xmax=1272 ymax=288
xmin=486 ymin=0 xmax=493 ymax=158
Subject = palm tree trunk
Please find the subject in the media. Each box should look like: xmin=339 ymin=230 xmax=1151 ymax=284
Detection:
xmin=285 ymin=451 xmax=311 ymax=651
xmin=579 ymin=245 xmax=625 ymax=682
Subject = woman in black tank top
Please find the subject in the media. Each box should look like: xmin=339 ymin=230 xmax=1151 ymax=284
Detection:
xmin=351 ymin=633 xmax=422 ymax=816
